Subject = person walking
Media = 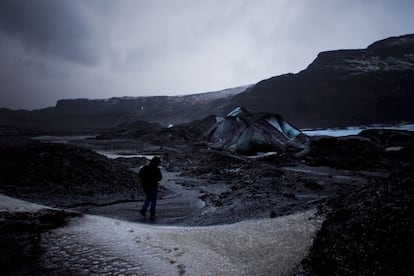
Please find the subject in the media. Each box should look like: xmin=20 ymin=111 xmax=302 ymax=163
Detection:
xmin=138 ymin=156 xmax=162 ymax=220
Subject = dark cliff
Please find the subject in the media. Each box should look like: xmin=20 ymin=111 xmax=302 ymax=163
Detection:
xmin=226 ymin=34 xmax=414 ymax=128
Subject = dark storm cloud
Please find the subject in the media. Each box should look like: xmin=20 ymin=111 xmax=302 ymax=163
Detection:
xmin=0 ymin=0 xmax=99 ymax=65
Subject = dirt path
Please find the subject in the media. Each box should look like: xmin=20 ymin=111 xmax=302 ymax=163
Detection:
xmin=1 ymin=194 xmax=323 ymax=275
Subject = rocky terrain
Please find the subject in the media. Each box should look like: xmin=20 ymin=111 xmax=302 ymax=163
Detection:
xmin=1 ymin=117 xmax=413 ymax=274
xmin=1 ymin=33 xmax=414 ymax=275
xmin=299 ymin=170 xmax=414 ymax=275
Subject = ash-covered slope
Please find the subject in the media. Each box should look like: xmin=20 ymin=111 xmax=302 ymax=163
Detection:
xmin=0 ymin=138 xmax=141 ymax=206
xmin=226 ymin=34 xmax=414 ymax=128
xmin=205 ymin=107 xmax=309 ymax=154
xmin=300 ymin=170 xmax=414 ymax=275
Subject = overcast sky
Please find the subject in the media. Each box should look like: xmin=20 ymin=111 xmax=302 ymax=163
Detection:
xmin=1 ymin=0 xmax=413 ymax=110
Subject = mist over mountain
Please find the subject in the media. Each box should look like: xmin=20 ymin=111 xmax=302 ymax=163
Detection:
xmin=1 ymin=34 xmax=414 ymax=132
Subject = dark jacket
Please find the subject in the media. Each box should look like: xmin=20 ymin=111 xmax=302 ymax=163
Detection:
xmin=138 ymin=164 xmax=162 ymax=190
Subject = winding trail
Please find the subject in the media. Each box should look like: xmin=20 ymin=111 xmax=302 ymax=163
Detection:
xmin=1 ymin=194 xmax=322 ymax=275
xmin=70 ymin=169 xmax=205 ymax=225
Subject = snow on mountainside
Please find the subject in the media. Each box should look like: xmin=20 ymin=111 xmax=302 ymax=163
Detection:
xmin=176 ymin=85 xmax=252 ymax=100
xmin=318 ymin=53 xmax=414 ymax=73
xmin=55 ymin=85 xmax=251 ymax=108
xmin=307 ymin=34 xmax=414 ymax=73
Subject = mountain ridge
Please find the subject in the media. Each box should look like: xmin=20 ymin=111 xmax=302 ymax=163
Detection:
xmin=226 ymin=34 xmax=414 ymax=128
xmin=1 ymin=34 xmax=414 ymax=131
xmin=0 ymin=85 xmax=250 ymax=132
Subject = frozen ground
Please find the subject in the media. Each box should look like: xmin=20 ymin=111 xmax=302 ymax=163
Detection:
xmin=1 ymin=194 xmax=322 ymax=275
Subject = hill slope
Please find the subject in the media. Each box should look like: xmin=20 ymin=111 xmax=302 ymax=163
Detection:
xmin=226 ymin=34 xmax=414 ymax=128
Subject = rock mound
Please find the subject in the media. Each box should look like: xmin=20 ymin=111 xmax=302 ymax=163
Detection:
xmin=0 ymin=139 xmax=140 ymax=206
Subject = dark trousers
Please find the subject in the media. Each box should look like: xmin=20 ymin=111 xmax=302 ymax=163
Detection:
xmin=141 ymin=188 xmax=158 ymax=217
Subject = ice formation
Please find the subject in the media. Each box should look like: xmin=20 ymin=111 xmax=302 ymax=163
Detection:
xmin=206 ymin=107 xmax=308 ymax=154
